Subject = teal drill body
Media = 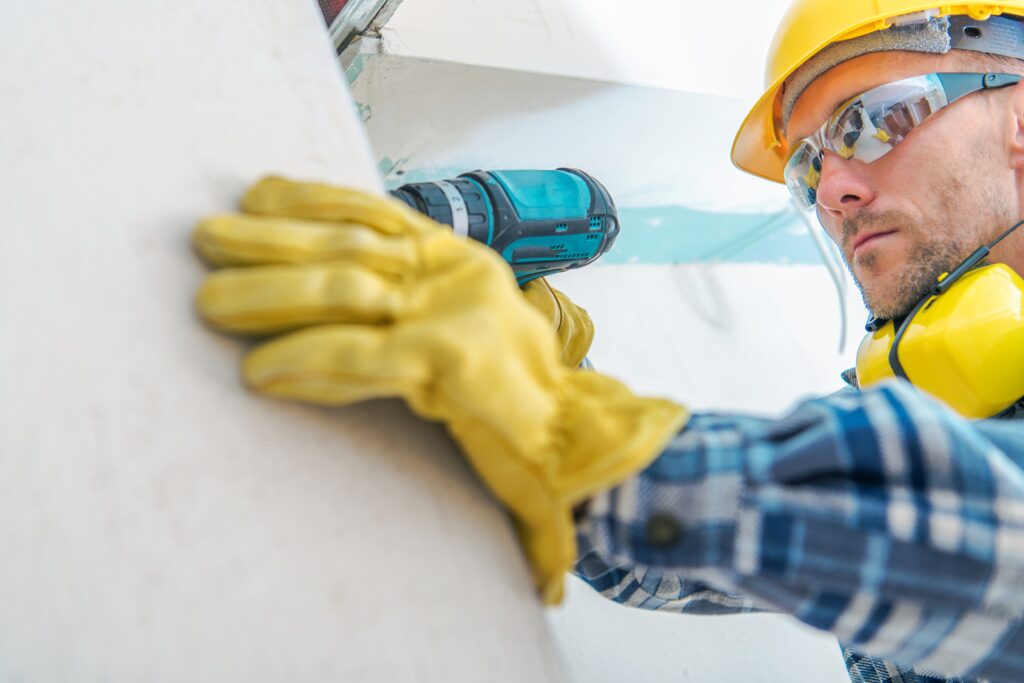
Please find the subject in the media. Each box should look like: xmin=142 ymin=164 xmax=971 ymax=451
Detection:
xmin=390 ymin=169 xmax=619 ymax=284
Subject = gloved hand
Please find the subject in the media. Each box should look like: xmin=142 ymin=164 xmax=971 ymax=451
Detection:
xmin=193 ymin=177 xmax=689 ymax=604
xmin=520 ymin=278 xmax=594 ymax=369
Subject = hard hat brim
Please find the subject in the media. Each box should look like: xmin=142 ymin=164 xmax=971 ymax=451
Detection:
xmin=731 ymin=77 xmax=789 ymax=184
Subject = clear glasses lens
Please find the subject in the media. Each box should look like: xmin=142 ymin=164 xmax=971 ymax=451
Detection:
xmin=783 ymin=140 xmax=822 ymax=210
xmin=830 ymin=99 xmax=866 ymax=160
xmin=783 ymin=74 xmax=949 ymax=208
xmin=829 ymin=98 xmax=894 ymax=164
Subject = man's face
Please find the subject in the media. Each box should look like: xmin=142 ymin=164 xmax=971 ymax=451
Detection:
xmin=787 ymin=50 xmax=1021 ymax=320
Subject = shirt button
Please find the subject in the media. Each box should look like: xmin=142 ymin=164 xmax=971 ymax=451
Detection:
xmin=645 ymin=512 xmax=682 ymax=548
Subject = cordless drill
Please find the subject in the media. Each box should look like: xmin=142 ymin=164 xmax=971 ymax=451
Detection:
xmin=389 ymin=169 xmax=619 ymax=284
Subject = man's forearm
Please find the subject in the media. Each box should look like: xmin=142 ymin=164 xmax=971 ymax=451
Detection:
xmin=574 ymin=380 xmax=1024 ymax=682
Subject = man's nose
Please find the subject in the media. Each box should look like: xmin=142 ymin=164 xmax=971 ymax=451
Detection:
xmin=814 ymin=150 xmax=876 ymax=221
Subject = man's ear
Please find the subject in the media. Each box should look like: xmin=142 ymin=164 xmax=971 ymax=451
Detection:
xmin=1007 ymin=78 xmax=1024 ymax=170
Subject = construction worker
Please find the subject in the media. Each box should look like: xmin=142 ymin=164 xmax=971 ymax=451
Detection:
xmin=192 ymin=1 xmax=1024 ymax=680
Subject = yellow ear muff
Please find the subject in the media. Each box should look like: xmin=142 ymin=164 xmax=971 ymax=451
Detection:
xmin=856 ymin=263 xmax=1024 ymax=419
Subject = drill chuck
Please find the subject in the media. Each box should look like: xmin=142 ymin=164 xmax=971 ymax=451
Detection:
xmin=390 ymin=169 xmax=618 ymax=284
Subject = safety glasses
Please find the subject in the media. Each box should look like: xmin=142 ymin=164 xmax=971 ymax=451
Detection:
xmin=784 ymin=72 xmax=1022 ymax=209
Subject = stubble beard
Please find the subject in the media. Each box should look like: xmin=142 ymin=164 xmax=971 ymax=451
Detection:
xmin=839 ymin=176 xmax=1008 ymax=320
xmin=843 ymin=226 xmax=974 ymax=320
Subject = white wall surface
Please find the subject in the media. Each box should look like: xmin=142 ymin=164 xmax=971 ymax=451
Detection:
xmin=381 ymin=0 xmax=794 ymax=101
xmin=0 ymin=3 xmax=562 ymax=681
xmin=555 ymin=263 xmax=866 ymax=411
xmin=545 ymin=262 xmax=869 ymax=683
xmin=348 ymin=0 xmax=874 ymax=678
xmin=350 ymin=54 xmax=791 ymax=214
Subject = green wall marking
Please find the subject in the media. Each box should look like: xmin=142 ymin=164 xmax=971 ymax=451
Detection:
xmin=345 ymin=54 xmax=368 ymax=86
xmin=609 ymin=206 xmax=816 ymax=264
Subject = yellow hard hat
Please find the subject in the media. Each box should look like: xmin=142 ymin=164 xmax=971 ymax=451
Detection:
xmin=732 ymin=1 xmax=1024 ymax=183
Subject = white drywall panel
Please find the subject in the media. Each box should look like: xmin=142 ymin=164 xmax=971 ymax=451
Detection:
xmin=0 ymin=3 xmax=562 ymax=681
xmin=545 ymin=262 xmax=867 ymax=682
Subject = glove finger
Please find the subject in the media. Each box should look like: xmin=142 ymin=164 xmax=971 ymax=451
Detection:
xmin=242 ymin=325 xmax=429 ymax=406
xmin=197 ymin=263 xmax=404 ymax=335
xmin=241 ymin=176 xmax=434 ymax=237
xmin=520 ymin=278 xmax=594 ymax=368
xmin=520 ymin=278 xmax=563 ymax=332
xmin=548 ymin=283 xmax=594 ymax=368
xmin=514 ymin=513 xmax=575 ymax=606
xmin=193 ymin=214 xmax=417 ymax=274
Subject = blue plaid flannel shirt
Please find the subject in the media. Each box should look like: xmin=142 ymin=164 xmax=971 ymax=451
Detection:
xmin=573 ymin=379 xmax=1024 ymax=683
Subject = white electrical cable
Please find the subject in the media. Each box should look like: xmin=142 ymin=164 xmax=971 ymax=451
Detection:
xmin=793 ymin=201 xmax=849 ymax=354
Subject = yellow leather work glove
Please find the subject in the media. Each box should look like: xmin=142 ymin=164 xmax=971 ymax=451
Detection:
xmin=193 ymin=177 xmax=689 ymax=604
xmin=520 ymin=278 xmax=594 ymax=368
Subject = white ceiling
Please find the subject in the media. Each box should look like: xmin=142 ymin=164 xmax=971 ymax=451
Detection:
xmin=380 ymin=0 xmax=794 ymax=101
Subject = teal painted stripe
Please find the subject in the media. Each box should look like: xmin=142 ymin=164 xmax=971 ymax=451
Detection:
xmin=606 ymin=206 xmax=818 ymax=265
xmin=345 ymin=54 xmax=367 ymax=86
xmin=381 ymin=164 xmax=818 ymax=265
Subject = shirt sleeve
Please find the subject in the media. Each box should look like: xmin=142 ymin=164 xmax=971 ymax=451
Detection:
xmin=573 ymin=379 xmax=1024 ymax=683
